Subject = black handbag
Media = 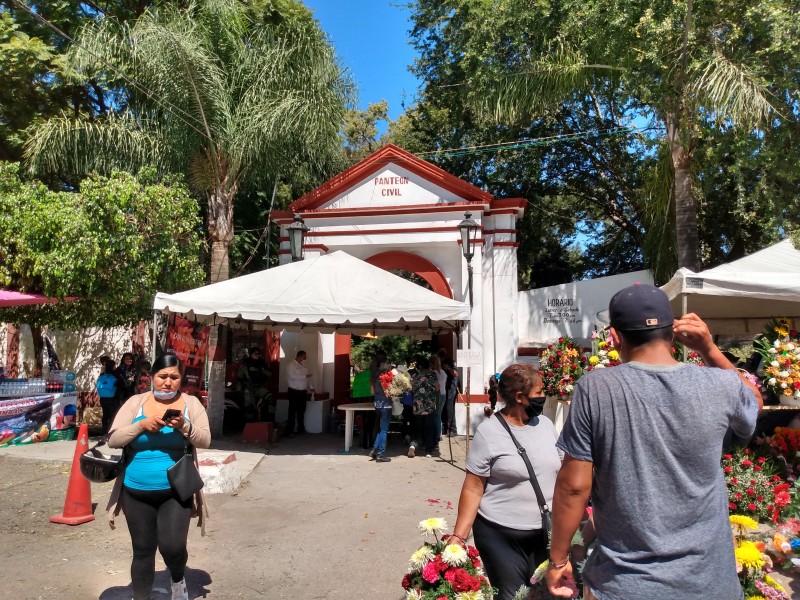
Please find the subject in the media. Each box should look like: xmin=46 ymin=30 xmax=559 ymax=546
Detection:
xmin=495 ymin=413 xmax=553 ymax=536
xmin=167 ymin=441 xmax=204 ymax=502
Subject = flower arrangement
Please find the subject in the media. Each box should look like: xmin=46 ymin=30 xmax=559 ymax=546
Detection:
xmin=755 ymin=318 xmax=800 ymax=400
xmin=730 ymin=514 xmax=791 ymax=600
xmin=386 ymin=368 xmax=412 ymax=399
xmin=586 ymin=328 xmax=621 ymax=371
xmin=540 ymin=337 xmax=587 ymax=397
xmin=723 ymin=448 xmax=792 ymax=523
xmin=760 ymin=427 xmax=800 ymax=481
xmin=401 ymin=518 xmax=494 ymax=600
xmin=670 ymin=341 xmax=706 ymax=365
xmin=379 ymin=370 xmax=395 ymax=392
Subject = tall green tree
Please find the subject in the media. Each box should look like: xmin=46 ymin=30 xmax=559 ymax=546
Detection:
xmin=25 ymin=0 xmax=354 ymax=282
xmin=0 ymin=162 xmax=205 ymax=328
xmin=414 ymin=0 xmax=799 ymax=276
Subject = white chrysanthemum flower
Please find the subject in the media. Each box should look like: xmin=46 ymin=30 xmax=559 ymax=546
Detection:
xmin=599 ymin=349 xmax=608 ymax=356
xmin=780 ymin=371 xmax=790 ymax=378
xmin=769 ymin=377 xmax=777 ymax=386
xmin=409 ymin=545 xmax=435 ymax=569
xmin=788 ymin=343 xmax=796 ymax=351
xmin=770 ymin=347 xmax=778 ymax=354
xmin=441 ymin=543 xmax=469 ymax=566
xmin=530 ymin=560 xmax=549 ymax=584
xmin=595 ymin=364 xmax=606 ymax=369
xmin=795 ymin=390 xmax=800 ymax=398
xmin=771 ymin=360 xmax=780 ymax=367
xmin=454 ymin=592 xmax=483 ymax=600
xmin=418 ymin=517 xmax=447 ymax=535
xmin=775 ymin=340 xmax=782 ymax=348
xmin=565 ymin=384 xmax=574 ymax=393
xmin=405 ymin=589 xmax=423 ymax=600
xmin=781 ymin=382 xmax=788 ymax=389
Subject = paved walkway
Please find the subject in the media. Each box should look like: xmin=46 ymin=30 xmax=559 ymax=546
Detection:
xmin=0 ymin=431 xmax=471 ymax=600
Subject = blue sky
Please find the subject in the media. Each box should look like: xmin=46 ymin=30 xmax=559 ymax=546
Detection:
xmin=302 ymin=1 xmax=421 ymax=121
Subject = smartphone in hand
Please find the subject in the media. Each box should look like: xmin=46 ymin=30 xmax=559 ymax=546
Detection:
xmin=162 ymin=408 xmax=182 ymax=421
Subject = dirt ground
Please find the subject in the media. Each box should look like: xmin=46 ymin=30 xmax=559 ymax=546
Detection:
xmin=2 ymin=432 xmax=798 ymax=600
xmin=0 ymin=433 xmax=468 ymax=600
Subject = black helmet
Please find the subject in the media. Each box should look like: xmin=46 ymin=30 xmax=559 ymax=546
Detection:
xmin=79 ymin=447 xmax=124 ymax=483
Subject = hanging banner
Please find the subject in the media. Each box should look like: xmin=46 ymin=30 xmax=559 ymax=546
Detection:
xmin=165 ymin=315 xmax=210 ymax=397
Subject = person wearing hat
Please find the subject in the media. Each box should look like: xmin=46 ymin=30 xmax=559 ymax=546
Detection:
xmin=546 ymin=284 xmax=762 ymax=600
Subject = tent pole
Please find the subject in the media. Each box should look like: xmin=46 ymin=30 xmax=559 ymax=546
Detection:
xmin=681 ymin=294 xmax=688 ymax=361
xmin=152 ymin=310 xmax=158 ymax=363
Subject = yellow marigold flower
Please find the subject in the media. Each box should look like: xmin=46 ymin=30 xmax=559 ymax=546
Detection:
xmin=746 ymin=596 xmax=767 ymax=600
xmin=729 ymin=515 xmax=758 ymax=530
xmin=736 ymin=541 xmax=765 ymax=570
xmin=608 ymin=350 xmax=620 ymax=361
xmin=598 ymin=340 xmax=609 ymax=349
xmin=764 ymin=575 xmax=786 ymax=592
xmin=589 ymin=355 xmax=600 ymax=366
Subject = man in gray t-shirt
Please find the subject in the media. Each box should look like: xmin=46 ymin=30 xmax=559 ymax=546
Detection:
xmin=546 ymin=285 xmax=762 ymax=600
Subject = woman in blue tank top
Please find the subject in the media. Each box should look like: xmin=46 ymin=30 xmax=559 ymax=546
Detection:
xmin=107 ymin=353 xmax=211 ymax=600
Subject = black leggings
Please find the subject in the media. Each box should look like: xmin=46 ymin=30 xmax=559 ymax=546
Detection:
xmin=472 ymin=513 xmax=548 ymax=600
xmin=122 ymin=486 xmax=193 ymax=600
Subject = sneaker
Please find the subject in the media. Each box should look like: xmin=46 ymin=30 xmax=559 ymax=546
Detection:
xmin=407 ymin=446 xmax=416 ymax=458
xmin=425 ymin=453 xmax=432 ymax=458
xmin=376 ymin=454 xmax=392 ymax=463
xmin=171 ymin=578 xmax=188 ymax=600
xmin=368 ymin=448 xmax=377 ymax=460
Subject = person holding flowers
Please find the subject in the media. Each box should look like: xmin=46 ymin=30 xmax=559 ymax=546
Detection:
xmin=368 ymin=351 xmax=393 ymax=463
xmin=546 ymin=284 xmax=762 ymax=600
xmin=448 ymin=363 xmax=561 ymax=600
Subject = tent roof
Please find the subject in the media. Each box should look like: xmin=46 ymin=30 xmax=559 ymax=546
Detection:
xmin=153 ymin=251 xmax=470 ymax=334
xmin=0 ymin=290 xmax=75 ymax=307
xmin=661 ymin=239 xmax=800 ymax=333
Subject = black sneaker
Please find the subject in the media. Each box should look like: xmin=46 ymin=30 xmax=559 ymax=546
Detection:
xmin=368 ymin=448 xmax=377 ymax=460
xmin=376 ymin=454 xmax=391 ymax=463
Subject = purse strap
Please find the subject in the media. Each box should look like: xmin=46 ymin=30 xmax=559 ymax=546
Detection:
xmin=495 ymin=413 xmax=551 ymax=519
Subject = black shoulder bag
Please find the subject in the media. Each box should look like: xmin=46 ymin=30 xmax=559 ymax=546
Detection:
xmin=495 ymin=413 xmax=552 ymax=536
xmin=167 ymin=430 xmax=204 ymax=502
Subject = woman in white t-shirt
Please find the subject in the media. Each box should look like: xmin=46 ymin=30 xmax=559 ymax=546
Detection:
xmin=447 ymin=364 xmax=562 ymax=600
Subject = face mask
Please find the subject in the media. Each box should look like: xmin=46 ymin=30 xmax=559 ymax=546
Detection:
xmin=525 ymin=396 xmax=546 ymax=419
xmin=153 ymin=389 xmax=178 ymax=401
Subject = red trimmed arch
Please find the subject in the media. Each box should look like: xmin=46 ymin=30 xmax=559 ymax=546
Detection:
xmin=365 ymin=251 xmax=452 ymax=299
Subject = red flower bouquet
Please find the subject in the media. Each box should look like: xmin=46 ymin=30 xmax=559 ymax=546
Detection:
xmin=540 ymin=337 xmax=587 ymax=398
xmin=723 ymin=448 xmax=792 ymax=522
xmin=402 ymin=518 xmax=494 ymax=599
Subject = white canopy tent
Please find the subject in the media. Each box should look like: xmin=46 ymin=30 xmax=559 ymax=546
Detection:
xmin=661 ymin=239 xmax=800 ymax=334
xmin=153 ymin=250 xmax=470 ymax=334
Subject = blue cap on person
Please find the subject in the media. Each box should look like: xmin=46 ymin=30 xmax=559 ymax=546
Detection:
xmin=608 ymin=284 xmax=675 ymax=331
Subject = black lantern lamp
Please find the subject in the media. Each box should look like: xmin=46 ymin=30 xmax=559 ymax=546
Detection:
xmin=457 ymin=211 xmax=480 ymax=306
xmin=287 ymin=214 xmax=310 ymax=261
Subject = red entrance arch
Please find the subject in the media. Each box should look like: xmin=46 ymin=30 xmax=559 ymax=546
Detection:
xmin=364 ymin=251 xmax=453 ymax=299
xmin=332 ymin=251 xmax=454 ymax=403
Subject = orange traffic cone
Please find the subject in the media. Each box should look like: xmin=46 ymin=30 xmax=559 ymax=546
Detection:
xmin=50 ymin=423 xmax=95 ymax=525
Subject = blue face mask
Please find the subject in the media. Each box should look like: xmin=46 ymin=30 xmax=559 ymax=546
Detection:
xmin=153 ymin=389 xmax=178 ymax=401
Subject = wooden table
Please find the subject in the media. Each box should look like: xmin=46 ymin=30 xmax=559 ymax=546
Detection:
xmin=336 ymin=402 xmax=374 ymax=452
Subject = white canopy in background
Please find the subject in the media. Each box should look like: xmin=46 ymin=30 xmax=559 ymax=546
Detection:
xmin=661 ymin=239 xmax=800 ymax=333
xmin=153 ymin=251 xmax=470 ymax=334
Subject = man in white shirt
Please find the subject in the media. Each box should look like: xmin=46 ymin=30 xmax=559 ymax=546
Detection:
xmin=286 ymin=351 xmax=313 ymax=434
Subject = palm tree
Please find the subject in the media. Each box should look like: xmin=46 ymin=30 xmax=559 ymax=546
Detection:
xmin=25 ymin=0 xmax=354 ymax=282
xmin=481 ymin=1 xmax=774 ymax=277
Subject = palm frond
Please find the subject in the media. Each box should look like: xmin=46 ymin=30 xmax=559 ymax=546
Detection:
xmin=25 ymin=113 xmax=173 ymax=177
xmin=688 ymin=50 xmax=775 ymax=128
xmin=639 ymin=142 xmax=677 ymax=283
xmin=482 ymin=42 xmax=623 ymax=124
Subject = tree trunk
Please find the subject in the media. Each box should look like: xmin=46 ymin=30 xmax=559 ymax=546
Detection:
xmin=207 ymin=185 xmax=236 ymax=283
xmin=665 ymin=110 xmax=699 ymax=272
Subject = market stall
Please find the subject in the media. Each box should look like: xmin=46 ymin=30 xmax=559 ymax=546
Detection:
xmin=661 ymin=239 xmax=800 ymax=334
xmin=152 ymin=251 xmax=471 ymax=434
